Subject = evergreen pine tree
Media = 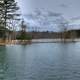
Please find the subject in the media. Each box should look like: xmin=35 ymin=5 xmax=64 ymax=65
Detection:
xmin=0 ymin=0 xmax=20 ymax=39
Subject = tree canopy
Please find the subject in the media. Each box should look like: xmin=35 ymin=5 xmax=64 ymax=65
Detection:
xmin=0 ymin=0 xmax=20 ymax=39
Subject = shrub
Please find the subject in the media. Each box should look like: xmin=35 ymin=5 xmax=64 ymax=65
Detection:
xmin=16 ymin=34 xmax=32 ymax=40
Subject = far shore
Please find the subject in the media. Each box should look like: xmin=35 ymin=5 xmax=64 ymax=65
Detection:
xmin=31 ymin=39 xmax=79 ymax=43
xmin=0 ymin=39 xmax=80 ymax=45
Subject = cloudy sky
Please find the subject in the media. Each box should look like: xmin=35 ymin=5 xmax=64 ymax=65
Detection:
xmin=16 ymin=0 xmax=80 ymax=31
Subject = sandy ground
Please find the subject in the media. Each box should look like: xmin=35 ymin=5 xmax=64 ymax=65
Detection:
xmin=0 ymin=39 xmax=80 ymax=45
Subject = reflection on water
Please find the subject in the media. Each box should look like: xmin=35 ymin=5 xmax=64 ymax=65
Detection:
xmin=0 ymin=46 xmax=8 ymax=80
xmin=0 ymin=43 xmax=80 ymax=80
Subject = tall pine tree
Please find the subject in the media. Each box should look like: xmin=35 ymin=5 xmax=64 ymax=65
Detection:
xmin=0 ymin=0 xmax=20 ymax=39
xmin=0 ymin=0 xmax=5 ymax=38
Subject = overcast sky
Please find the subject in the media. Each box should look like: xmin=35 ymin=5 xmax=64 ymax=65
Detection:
xmin=15 ymin=0 xmax=80 ymax=31
xmin=16 ymin=0 xmax=80 ymax=19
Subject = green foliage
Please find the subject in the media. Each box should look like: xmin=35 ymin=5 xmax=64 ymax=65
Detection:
xmin=0 ymin=0 xmax=20 ymax=24
xmin=16 ymin=20 xmax=32 ymax=40
xmin=17 ymin=33 xmax=32 ymax=40
xmin=0 ymin=0 xmax=20 ymax=39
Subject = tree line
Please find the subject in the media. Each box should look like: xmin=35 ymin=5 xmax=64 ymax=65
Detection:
xmin=0 ymin=0 xmax=20 ymax=40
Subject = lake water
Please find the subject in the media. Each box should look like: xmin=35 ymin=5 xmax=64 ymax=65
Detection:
xmin=1 ymin=42 xmax=80 ymax=80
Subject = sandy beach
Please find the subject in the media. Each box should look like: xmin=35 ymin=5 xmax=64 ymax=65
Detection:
xmin=0 ymin=39 xmax=80 ymax=45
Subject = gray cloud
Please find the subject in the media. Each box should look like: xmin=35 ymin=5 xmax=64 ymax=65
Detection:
xmin=15 ymin=0 xmax=80 ymax=31
xmin=59 ymin=4 xmax=69 ymax=8
xmin=16 ymin=0 xmax=80 ymax=19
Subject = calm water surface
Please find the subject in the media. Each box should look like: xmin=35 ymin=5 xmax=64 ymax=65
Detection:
xmin=0 ymin=43 xmax=80 ymax=80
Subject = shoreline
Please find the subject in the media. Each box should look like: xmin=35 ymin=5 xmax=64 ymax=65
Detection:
xmin=31 ymin=39 xmax=77 ymax=43
xmin=0 ymin=39 xmax=80 ymax=46
xmin=0 ymin=39 xmax=80 ymax=45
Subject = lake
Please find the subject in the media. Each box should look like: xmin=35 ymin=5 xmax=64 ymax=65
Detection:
xmin=1 ymin=42 xmax=80 ymax=80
